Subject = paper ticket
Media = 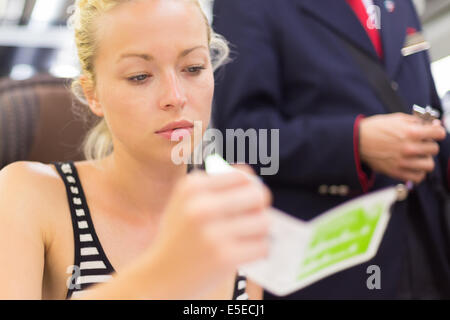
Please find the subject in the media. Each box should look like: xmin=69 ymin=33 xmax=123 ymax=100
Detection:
xmin=204 ymin=154 xmax=398 ymax=296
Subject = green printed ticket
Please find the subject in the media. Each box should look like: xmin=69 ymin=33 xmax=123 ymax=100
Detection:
xmin=205 ymin=154 xmax=398 ymax=296
xmin=298 ymin=202 xmax=385 ymax=280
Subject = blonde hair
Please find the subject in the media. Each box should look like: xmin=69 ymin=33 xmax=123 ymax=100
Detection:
xmin=68 ymin=0 xmax=230 ymax=160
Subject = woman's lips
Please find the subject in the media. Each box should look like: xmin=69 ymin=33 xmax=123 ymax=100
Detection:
xmin=155 ymin=120 xmax=194 ymax=140
xmin=156 ymin=127 xmax=193 ymax=140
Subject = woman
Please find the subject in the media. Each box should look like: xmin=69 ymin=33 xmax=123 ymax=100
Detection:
xmin=0 ymin=0 xmax=270 ymax=300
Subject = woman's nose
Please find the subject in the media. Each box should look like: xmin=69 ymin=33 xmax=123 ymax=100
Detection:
xmin=158 ymin=72 xmax=187 ymax=110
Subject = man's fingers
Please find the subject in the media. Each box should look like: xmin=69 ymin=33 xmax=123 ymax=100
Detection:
xmin=408 ymin=123 xmax=446 ymax=141
xmin=392 ymin=168 xmax=426 ymax=184
xmin=396 ymin=113 xmax=421 ymax=123
xmin=404 ymin=170 xmax=426 ymax=184
xmin=401 ymin=141 xmax=440 ymax=157
xmin=398 ymin=156 xmax=435 ymax=173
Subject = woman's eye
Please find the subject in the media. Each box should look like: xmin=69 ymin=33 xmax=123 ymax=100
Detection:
xmin=185 ymin=65 xmax=206 ymax=75
xmin=127 ymin=74 xmax=150 ymax=83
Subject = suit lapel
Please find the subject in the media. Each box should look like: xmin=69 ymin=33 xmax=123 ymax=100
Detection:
xmin=299 ymin=0 xmax=409 ymax=78
xmin=375 ymin=0 xmax=407 ymax=77
xmin=299 ymin=0 xmax=379 ymax=60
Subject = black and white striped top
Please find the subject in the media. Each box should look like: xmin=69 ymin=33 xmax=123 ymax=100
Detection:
xmin=54 ymin=162 xmax=248 ymax=300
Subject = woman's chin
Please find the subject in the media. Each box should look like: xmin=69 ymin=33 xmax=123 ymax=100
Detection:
xmin=150 ymin=147 xmax=194 ymax=167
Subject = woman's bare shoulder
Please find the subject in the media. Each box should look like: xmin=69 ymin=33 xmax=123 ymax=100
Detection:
xmin=0 ymin=161 xmax=62 ymax=192
xmin=0 ymin=161 xmax=65 ymax=221
xmin=0 ymin=161 xmax=71 ymax=256
xmin=0 ymin=162 xmax=72 ymax=298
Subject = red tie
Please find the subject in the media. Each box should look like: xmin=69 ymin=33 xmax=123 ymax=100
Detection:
xmin=346 ymin=0 xmax=384 ymax=59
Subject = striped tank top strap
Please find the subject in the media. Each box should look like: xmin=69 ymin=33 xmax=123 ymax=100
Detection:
xmin=54 ymin=162 xmax=114 ymax=299
xmin=232 ymin=271 xmax=249 ymax=300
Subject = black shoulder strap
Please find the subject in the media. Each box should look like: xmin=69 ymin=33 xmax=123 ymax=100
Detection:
xmin=53 ymin=161 xmax=115 ymax=299
xmin=340 ymin=36 xmax=409 ymax=114
xmin=232 ymin=272 xmax=248 ymax=300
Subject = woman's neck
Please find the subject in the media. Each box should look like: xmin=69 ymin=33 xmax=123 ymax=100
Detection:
xmin=97 ymin=148 xmax=188 ymax=219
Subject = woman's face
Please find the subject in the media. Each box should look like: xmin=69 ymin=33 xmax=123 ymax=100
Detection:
xmin=89 ymin=0 xmax=213 ymax=163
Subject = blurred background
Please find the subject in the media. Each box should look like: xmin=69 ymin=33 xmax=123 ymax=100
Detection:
xmin=0 ymin=0 xmax=216 ymax=81
xmin=0 ymin=0 xmax=448 ymax=168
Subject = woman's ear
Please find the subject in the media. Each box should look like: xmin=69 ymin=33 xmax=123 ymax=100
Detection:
xmin=80 ymin=75 xmax=104 ymax=117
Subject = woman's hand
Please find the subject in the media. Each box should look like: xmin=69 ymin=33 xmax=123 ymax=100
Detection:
xmin=359 ymin=113 xmax=446 ymax=184
xmin=148 ymin=167 xmax=272 ymax=298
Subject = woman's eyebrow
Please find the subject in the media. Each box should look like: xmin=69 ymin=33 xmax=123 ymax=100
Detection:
xmin=117 ymin=45 xmax=208 ymax=62
xmin=179 ymin=45 xmax=208 ymax=57
xmin=117 ymin=53 xmax=153 ymax=62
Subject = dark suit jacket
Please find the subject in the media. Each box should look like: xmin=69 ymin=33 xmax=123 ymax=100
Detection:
xmin=212 ymin=0 xmax=450 ymax=299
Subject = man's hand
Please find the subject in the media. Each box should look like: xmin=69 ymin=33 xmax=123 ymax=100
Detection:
xmin=359 ymin=113 xmax=446 ymax=184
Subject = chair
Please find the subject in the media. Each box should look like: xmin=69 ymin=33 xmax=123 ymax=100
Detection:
xmin=0 ymin=74 xmax=91 ymax=169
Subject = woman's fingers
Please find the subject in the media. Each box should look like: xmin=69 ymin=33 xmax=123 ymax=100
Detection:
xmin=193 ymin=182 xmax=271 ymax=218
xmin=212 ymin=211 xmax=270 ymax=240
xmin=184 ymin=170 xmax=250 ymax=193
xmin=232 ymin=164 xmax=256 ymax=176
xmin=231 ymin=238 xmax=270 ymax=265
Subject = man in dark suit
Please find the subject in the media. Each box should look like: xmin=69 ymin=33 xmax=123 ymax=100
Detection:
xmin=212 ymin=0 xmax=450 ymax=299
